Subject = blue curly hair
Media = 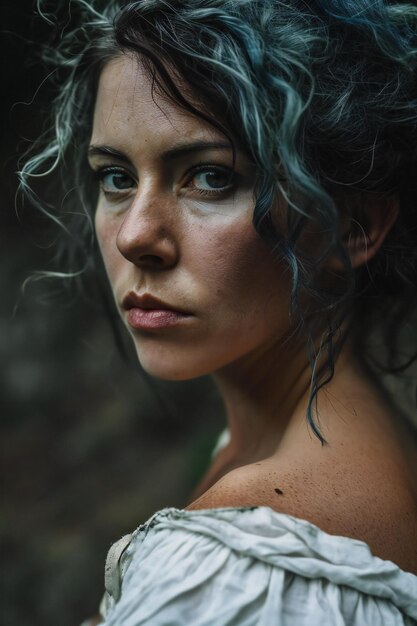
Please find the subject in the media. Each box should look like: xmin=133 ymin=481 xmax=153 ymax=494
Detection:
xmin=20 ymin=0 xmax=417 ymax=441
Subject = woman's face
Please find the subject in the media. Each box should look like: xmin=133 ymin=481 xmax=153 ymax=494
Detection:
xmin=90 ymin=55 xmax=293 ymax=380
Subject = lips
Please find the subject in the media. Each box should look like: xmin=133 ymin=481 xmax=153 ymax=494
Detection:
xmin=121 ymin=291 xmax=191 ymax=315
xmin=121 ymin=291 xmax=192 ymax=330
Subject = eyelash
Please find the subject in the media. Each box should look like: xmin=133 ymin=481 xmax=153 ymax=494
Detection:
xmin=187 ymin=163 xmax=236 ymax=197
xmin=92 ymin=166 xmax=133 ymax=198
xmin=91 ymin=163 xmax=236 ymax=200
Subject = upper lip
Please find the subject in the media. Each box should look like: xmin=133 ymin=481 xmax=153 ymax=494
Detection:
xmin=121 ymin=291 xmax=191 ymax=314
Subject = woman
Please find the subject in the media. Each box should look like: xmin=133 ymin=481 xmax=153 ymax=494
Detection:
xmin=21 ymin=1 xmax=417 ymax=624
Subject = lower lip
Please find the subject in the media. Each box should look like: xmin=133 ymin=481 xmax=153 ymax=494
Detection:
xmin=126 ymin=307 xmax=191 ymax=330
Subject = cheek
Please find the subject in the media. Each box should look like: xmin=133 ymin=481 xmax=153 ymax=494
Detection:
xmin=189 ymin=216 xmax=291 ymax=328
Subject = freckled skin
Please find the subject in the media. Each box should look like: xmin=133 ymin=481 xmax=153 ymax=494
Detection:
xmin=92 ymin=55 xmax=292 ymax=381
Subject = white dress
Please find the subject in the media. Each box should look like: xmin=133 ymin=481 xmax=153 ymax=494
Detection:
xmin=99 ymin=505 xmax=417 ymax=625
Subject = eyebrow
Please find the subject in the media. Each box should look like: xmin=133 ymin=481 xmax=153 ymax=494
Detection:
xmin=87 ymin=141 xmax=236 ymax=164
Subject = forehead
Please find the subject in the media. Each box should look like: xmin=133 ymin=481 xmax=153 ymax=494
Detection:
xmin=91 ymin=55 xmax=225 ymax=156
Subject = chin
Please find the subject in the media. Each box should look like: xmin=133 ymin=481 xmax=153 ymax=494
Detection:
xmin=135 ymin=347 xmax=212 ymax=382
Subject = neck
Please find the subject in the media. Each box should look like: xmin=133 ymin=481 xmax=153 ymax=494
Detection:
xmin=212 ymin=333 xmax=314 ymax=463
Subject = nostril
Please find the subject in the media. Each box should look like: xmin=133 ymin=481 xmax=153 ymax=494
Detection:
xmin=139 ymin=254 xmax=166 ymax=267
xmin=116 ymin=224 xmax=178 ymax=268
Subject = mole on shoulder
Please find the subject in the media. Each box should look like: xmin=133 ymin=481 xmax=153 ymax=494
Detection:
xmin=274 ymin=488 xmax=284 ymax=495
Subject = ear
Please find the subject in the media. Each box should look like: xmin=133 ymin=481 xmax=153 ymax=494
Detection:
xmin=330 ymin=195 xmax=399 ymax=271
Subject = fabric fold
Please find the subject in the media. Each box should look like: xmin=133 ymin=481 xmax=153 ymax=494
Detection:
xmin=102 ymin=506 xmax=417 ymax=625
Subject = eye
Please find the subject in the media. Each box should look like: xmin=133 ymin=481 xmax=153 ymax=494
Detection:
xmin=186 ymin=165 xmax=235 ymax=196
xmin=94 ymin=166 xmax=136 ymax=196
xmin=192 ymin=169 xmax=232 ymax=190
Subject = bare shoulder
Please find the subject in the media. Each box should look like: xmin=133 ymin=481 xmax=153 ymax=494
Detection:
xmin=186 ymin=445 xmax=417 ymax=574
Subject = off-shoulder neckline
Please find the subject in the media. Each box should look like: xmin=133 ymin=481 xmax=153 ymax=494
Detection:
xmin=103 ymin=503 xmax=417 ymax=622
xmin=136 ymin=504 xmax=417 ymax=579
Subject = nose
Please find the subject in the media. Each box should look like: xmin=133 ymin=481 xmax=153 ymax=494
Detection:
xmin=116 ymin=194 xmax=179 ymax=270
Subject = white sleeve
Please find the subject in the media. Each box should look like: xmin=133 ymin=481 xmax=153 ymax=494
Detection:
xmin=102 ymin=507 xmax=417 ymax=626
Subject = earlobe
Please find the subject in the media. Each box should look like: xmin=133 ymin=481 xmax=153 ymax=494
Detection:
xmin=331 ymin=195 xmax=400 ymax=271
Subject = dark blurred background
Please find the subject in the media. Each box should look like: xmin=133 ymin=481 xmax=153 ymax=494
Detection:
xmin=1 ymin=3 xmax=225 ymax=624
